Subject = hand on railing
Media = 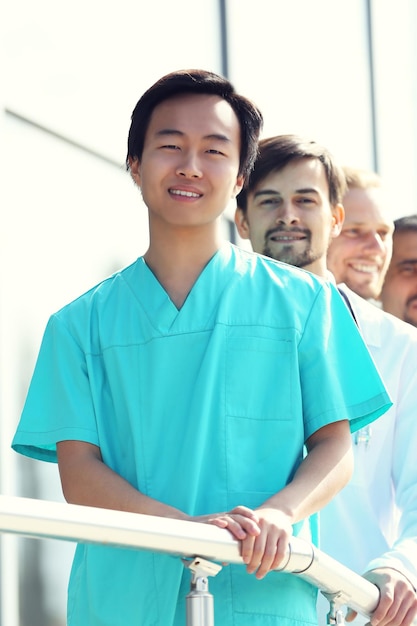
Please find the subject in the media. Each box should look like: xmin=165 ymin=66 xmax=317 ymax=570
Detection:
xmin=239 ymin=507 xmax=292 ymax=579
xmin=1 ymin=495 xmax=416 ymax=625
xmin=195 ymin=504 xmax=260 ymax=542
xmin=196 ymin=505 xmax=293 ymax=580
xmin=345 ymin=568 xmax=417 ymax=626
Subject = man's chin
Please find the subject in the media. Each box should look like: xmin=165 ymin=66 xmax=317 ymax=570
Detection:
xmin=345 ymin=277 xmax=381 ymax=300
xmin=341 ymin=274 xmax=382 ymax=300
xmin=263 ymin=245 xmax=313 ymax=269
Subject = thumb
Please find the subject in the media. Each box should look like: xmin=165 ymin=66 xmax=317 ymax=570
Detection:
xmin=345 ymin=608 xmax=358 ymax=622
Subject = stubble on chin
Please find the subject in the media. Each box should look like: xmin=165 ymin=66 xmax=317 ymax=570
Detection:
xmin=262 ymin=243 xmax=318 ymax=269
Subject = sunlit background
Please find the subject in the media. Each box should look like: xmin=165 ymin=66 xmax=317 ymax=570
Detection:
xmin=2 ymin=1 xmax=417 ymax=624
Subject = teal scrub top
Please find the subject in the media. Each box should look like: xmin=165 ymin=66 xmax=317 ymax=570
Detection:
xmin=12 ymin=243 xmax=391 ymax=626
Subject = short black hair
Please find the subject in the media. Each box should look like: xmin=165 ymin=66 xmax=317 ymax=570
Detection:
xmin=237 ymin=134 xmax=346 ymax=211
xmin=126 ymin=69 xmax=263 ymax=178
xmin=393 ymin=214 xmax=417 ymax=233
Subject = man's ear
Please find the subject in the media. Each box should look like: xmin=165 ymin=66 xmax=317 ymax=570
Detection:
xmin=331 ymin=203 xmax=345 ymax=238
xmin=234 ymin=206 xmax=251 ymax=240
xmin=128 ymin=157 xmax=141 ymax=187
xmin=233 ymin=175 xmax=245 ymax=198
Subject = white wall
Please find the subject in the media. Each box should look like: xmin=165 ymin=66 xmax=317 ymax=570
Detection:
xmin=228 ymin=0 xmax=417 ymax=215
xmin=1 ymin=114 xmax=150 ymax=626
xmin=228 ymin=0 xmax=374 ymax=165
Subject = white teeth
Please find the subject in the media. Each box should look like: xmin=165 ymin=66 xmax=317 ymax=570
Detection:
xmin=170 ymin=189 xmax=200 ymax=198
xmin=272 ymin=236 xmax=302 ymax=241
xmin=352 ymin=264 xmax=378 ymax=274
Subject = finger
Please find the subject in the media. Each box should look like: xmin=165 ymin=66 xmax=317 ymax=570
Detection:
xmin=246 ymin=532 xmax=268 ymax=575
xmin=230 ymin=505 xmax=260 ymax=523
xmin=235 ymin=514 xmax=261 ymax=537
xmin=208 ymin=516 xmax=247 ymax=540
xmin=402 ymin=602 xmax=417 ymax=626
xmin=255 ymin=533 xmax=279 ymax=579
xmin=269 ymin=536 xmax=289 ymax=571
xmin=207 ymin=518 xmax=228 ymax=528
xmin=255 ymin=531 xmax=290 ymax=579
xmin=371 ymin=590 xmax=394 ymax=625
xmin=375 ymin=596 xmax=416 ymax=626
xmin=241 ymin=533 xmax=256 ymax=566
xmin=345 ymin=609 xmax=357 ymax=622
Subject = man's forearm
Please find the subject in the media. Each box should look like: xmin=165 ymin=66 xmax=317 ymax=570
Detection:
xmin=260 ymin=419 xmax=353 ymax=523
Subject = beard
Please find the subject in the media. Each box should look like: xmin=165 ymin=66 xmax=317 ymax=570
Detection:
xmin=262 ymin=228 xmax=323 ymax=268
xmin=262 ymin=243 xmax=322 ymax=268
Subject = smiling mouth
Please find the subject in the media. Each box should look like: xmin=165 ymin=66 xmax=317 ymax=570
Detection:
xmin=169 ymin=189 xmax=202 ymax=198
xmin=350 ymin=263 xmax=380 ymax=275
xmin=269 ymin=233 xmax=307 ymax=242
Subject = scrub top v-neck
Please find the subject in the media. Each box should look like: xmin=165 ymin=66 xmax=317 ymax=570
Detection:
xmin=12 ymin=242 xmax=391 ymax=626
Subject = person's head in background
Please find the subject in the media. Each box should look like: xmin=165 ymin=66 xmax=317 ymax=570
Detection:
xmin=380 ymin=214 xmax=417 ymax=327
xmin=326 ymin=167 xmax=394 ymax=300
xmin=235 ymin=134 xmax=345 ymax=278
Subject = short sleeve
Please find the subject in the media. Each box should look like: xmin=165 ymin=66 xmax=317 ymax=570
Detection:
xmin=299 ymin=282 xmax=392 ymax=439
xmin=12 ymin=315 xmax=99 ymax=462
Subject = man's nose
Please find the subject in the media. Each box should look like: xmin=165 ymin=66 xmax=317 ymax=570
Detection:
xmin=275 ymin=202 xmax=300 ymax=225
xmin=364 ymin=232 xmax=387 ymax=254
xmin=176 ymin=153 xmax=203 ymax=178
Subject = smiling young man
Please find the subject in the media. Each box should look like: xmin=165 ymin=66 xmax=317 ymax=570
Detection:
xmin=12 ymin=75 xmax=391 ymax=626
xmin=381 ymin=215 xmax=417 ymax=327
xmin=235 ymin=138 xmax=344 ymax=277
xmin=236 ymin=134 xmax=417 ymax=626
xmin=326 ymin=167 xmax=394 ymax=301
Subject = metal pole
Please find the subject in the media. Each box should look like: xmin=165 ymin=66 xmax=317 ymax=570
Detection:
xmin=184 ymin=558 xmax=221 ymax=626
xmin=324 ymin=591 xmax=347 ymax=625
xmin=365 ymin=0 xmax=379 ymax=172
xmin=218 ymin=0 xmax=229 ymax=78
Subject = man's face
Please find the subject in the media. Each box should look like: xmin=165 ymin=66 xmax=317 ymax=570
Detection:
xmin=129 ymin=93 xmax=244 ymax=231
xmin=381 ymin=230 xmax=417 ymax=327
xmin=235 ymin=158 xmax=343 ymax=277
xmin=327 ymin=186 xmax=394 ymax=299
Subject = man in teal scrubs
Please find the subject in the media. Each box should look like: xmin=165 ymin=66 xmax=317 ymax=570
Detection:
xmin=12 ymin=70 xmax=391 ymax=626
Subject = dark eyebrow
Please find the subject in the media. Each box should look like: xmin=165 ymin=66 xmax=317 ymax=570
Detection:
xmin=155 ymin=129 xmax=184 ymax=138
xmin=253 ymin=189 xmax=281 ymax=199
xmin=204 ymin=133 xmax=231 ymax=143
xmin=294 ymin=187 xmax=319 ymax=194
xmin=155 ymin=129 xmax=231 ymax=142
xmin=398 ymin=259 xmax=417 ymax=266
xmin=253 ymin=187 xmax=319 ymax=199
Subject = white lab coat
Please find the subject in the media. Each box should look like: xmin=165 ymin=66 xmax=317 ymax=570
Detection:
xmin=318 ymin=285 xmax=417 ymax=623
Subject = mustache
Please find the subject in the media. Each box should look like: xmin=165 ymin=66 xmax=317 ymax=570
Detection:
xmin=265 ymin=226 xmax=311 ymax=239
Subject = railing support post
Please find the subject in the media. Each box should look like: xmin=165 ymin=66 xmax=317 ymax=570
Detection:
xmin=322 ymin=591 xmax=346 ymax=625
xmin=183 ymin=557 xmax=222 ymax=626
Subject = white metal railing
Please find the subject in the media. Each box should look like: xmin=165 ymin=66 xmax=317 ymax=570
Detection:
xmin=0 ymin=494 xmax=391 ymax=625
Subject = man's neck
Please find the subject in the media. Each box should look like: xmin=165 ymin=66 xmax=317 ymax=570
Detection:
xmin=304 ymin=257 xmax=328 ymax=279
xmin=144 ymin=224 xmax=223 ymax=309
